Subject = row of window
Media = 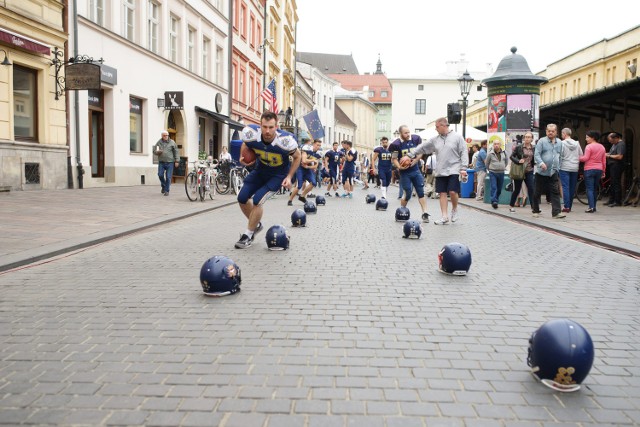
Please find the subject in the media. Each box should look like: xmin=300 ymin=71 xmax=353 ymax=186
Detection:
xmin=88 ymin=0 xmax=224 ymax=84
xmin=367 ymin=89 xmax=389 ymax=98
xmin=234 ymin=0 xmax=263 ymax=51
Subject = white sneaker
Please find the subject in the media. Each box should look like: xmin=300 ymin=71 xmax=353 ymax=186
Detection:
xmin=451 ymin=209 xmax=459 ymax=223
xmin=434 ymin=217 xmax=449 ymax=225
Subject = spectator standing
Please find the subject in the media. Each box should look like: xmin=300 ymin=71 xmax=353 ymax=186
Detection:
xmin=413 ymin=117 xmax=468 ymax=224
xmin=153 ymin=130 xmax=180 ymax=196
xmin=474 ymin=141 xmax=488 ymax=201
xmin=579 ymin=130 xmax=607 ymax=213
xmin=219 ymin=146 xmax=232 ymax=162
xmin=532 ymin=124 xmax=566 ymax=219
xmin=559 ymin=128 xmax=583 ymax=212
xmin=508 ymin=132 xmax=536 ymax=213
xmin=485 ymin=140 xmax=508 ymax=209
xmin=606 ymin=132 xmax=625 ymax=207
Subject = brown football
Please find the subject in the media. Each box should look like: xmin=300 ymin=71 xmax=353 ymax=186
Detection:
xmin=241 ymin=146 xmax=256 ymax=164
xmin=400 ymin=156 xmax=412 ymax=168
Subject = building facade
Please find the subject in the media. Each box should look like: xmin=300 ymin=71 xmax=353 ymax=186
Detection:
xmin=335 ymin=87 xmax=378 ymax=155
xmin=0 ymin=0 xmax=68 ymax=190
xmin=69 ymin=0 xmax=238 ymax=188
xmin=231 ymin=0 xmax=265 ymax=126
xmin=296 ymin=61 xmax=338 ymax=148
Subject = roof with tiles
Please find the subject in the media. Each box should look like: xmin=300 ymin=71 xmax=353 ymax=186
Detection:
xmin=297 ymin=52 xmax=360 ymax=74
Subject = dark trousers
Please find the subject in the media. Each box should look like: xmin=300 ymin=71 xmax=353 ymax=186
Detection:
xmin=608 ymin=162 xmax=623 ymax=204
xmin=510 ymin=171 xmax=535 ymax=207
xmin=158 ymin=162 xmax=174 ymax=193
xmin=532 ymin=172 xmax=561 ymax=216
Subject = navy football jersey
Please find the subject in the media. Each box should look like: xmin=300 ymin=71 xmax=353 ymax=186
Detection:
xmin=324 ymin=149 xmax=342 ymax=169
xmin=241 ymin=124 xmax=298 ymax=175
xmin=389 ymin=134 xmax=422 ymax=173
xmin=301 ymin=144 xmax=322 ymax=169
xmin=342 ymin=149 xmax=357 ymax=172
xmin=374 ymin=146 xmax=392 ymax=171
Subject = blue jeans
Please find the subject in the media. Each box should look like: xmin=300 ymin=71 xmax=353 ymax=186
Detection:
xmin=489 ymin=171 xmax=504 ymax=205
xmin=559 ymin=170 xmax=579 ymax=210
xmin=158 ymin=162 xmax=174 ymax=193
xmin=584 ymin=169 xmax=602 ymax=210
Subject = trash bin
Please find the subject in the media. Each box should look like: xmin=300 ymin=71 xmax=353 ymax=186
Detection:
xmin=460 ymin=168 xmax=475 ymax=198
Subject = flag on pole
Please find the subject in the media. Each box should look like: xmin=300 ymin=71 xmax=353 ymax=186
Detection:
xmin=261 ymin=79 xmax=279 ymax=112
xmin=303 ymin=109 xmax=325 ymax=140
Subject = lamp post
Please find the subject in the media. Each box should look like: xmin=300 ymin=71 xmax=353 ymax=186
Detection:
xmin=457 ymin=70 xmax=474 ymax=140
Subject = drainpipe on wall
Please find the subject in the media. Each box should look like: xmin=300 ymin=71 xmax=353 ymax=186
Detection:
xmin=72 ymin=0 xmax=84 ymax=188
xmin=63 ymin=0 xmax=73 ymax=189
xmin=227 ymin=0 xmax=234 ymax=147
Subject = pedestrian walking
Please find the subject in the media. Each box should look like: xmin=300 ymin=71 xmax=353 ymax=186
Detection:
xmin=508 ymin=132 xmax=535 ymax=213
xmin=532 ymin=123 xmax=565 ymax=219
xmin=153 ymin=130 xmax=180 ymax=196
xmin=559 ymin=128 xmax=583 ymax=212
xmin=486 ymin=140 xmax=508 ymax=209
xmin=474 ymin=140 xmax=488 ymax=201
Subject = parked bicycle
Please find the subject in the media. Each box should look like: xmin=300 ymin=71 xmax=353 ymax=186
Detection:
xmin=575 ymin=172 xmax=611 ymax=205
xmin=185 ymin=159 xmax=217 ymax=201
xmin=215 ymin=160 xmax=249 ymax=195
xmin=623 ymin=169 xmax=640 ymax=207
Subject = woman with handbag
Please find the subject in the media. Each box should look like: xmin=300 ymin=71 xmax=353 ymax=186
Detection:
xmin=508 ymin=132 xmax=536 ymax=213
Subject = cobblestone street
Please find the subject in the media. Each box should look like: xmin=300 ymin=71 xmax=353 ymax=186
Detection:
xmin=1 ymin=191 xmax=639 ymax=426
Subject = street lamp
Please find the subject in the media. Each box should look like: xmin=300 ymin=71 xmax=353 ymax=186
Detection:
xmin=457 ymin=70 xmax=474 ymax=140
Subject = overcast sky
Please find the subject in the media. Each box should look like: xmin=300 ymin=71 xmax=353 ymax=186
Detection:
xmin=296 ymin=1 xmax=639 ymax=79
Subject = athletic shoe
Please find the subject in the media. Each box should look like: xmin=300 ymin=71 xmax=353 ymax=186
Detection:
xmin=348 ymin=193 xmax=353 ymax=199
xmin=509 ymin=208 xmax=516 ymax=213
xmin=561 ymin=207 xmax=571 ymax=213
xmin=341 ymin=193 xmax=348 ymax=198
xmin=164 ymin=192 xmax=169 ymax=196
xmin=234 ymin=234 xmax=253 ymax=249
xmin=254 ymin=222 xmax=264 ymax=236
xmin=298 ymin=195 xmax=307 ymax=203
xmin=451 ymin=209 xmax=459 ymax=222
xmin=325 ymin=192 xmax=332 ymax=197
xmin=491 ymin=202 xmax=498 ymax=209
xmin=434 ymin=217 xmax=449 ymax=225
xmin=421 ymin=212 xmax=430 ymax=223
xmin=335 ymin=192 xmax=340 ymax=197
xmin=287 ymin=200 xmax=293 ymax=206
xmin=552 ymin=213 xmax=566 ymax=219
xmin=532 ymin=212 xmax=540 ymax=218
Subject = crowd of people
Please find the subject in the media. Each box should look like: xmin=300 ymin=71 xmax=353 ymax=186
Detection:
xmin=226 ymin=111 xmax=627 ymax=249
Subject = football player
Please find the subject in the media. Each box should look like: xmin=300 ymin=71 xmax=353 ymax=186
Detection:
xmin=372 ymin=136 xmax=392 ymax=200
xmin=288 ymin=138 xmax=322 ymax=205
xmin=340 ymin=140 xmax=357 ymax=198
xmin=323 ymin=141 xmax=343 ymax=197
xmin=389 ymin=125 xmax=430 ymax=222
xmin=235 ymin=111 xmax=301 ymax=249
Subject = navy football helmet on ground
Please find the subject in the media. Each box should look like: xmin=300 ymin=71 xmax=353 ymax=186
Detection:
xmin=315 ymin=195 xmax=326 ymax=206
xmin=365 ymin=194 xmax=376 ymax=204
xmin=291 ymin=209 xmax=306 ymax=227
xmin=395 ymin=206 xmax=411 ymax=222
xmin=527 ymin=319 xmax=594 ymax=392
xmin=402 ymin=219 xmax=422 ymax=238
xmin=438 ymin=242 xmax=472 ymax=275
xmin=199 ymin=256 xmax=241 ymax=297
xmin=303 ymin=201 xmax=317 ymax=214
xmin=266 ymin=224 xmax=290 ymax=250
xmin=375 ymin=198 xmax=388 ymax=211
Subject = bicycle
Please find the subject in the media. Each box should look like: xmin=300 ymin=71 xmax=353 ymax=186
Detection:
xmin=214 ymin=160 xmax=232 ymax=195
xmin=230 ymin=164 xmax=249 ymax=195
xmin=623 ymin=169 xmax=640 ymax=207
xmin=575 ymin=172 xmax=611 ymax=205
xmin=185 ymin=159 xmax=216 ymax=201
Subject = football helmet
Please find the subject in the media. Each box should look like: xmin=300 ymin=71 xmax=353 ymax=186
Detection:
xmin=315 ymin=195 xmax=326 ymax=206
xmin=266 ymin=224 xmax=290 ymax=250
xmin=438 ymin=242 xmax=472 ymax=275
xmin=375 ymin=198 xmax=388 ymax=211
xmin=365 ymin=194 xmax=376 ymax=204
xmin=527 ymin=319 xmax=594 ymax=392
xmin=395 ymin=206 xmax=411 ymax=222
xmin=402 ymin=219 xmax=422 ymax=238
xmin=291 ymin=209 xmax=306 ymax=227
xmin=303 ymin=201 xmax=317 ymax=214
xmin=199 ymin=256 xmax=241 ymax=297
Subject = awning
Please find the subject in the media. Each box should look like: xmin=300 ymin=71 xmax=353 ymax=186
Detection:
xmin=195 ymin=106 xmax=244 ymax=130
xmin=0 ymin=27 xmax=51 ymax=55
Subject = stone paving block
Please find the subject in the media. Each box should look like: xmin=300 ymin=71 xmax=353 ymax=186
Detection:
xmin=223 ymin=412 xmax=267 ymax=427
xmin=104 ymin=410 xmax=150 ymax=426
xmin=145 ymin=410 xmax=186 ymax=426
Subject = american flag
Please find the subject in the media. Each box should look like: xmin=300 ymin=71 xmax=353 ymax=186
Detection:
xmin=261 ymin=79 xmax=278 ymax=112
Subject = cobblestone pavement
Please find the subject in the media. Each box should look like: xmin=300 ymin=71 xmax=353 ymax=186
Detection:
xmin=1 ymin=190 xmax=639 ymax=426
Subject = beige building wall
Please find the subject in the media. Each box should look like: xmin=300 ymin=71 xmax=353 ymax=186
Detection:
xmin=264 ymin=0 xmax=297 ymax=113
xmin=336 ymin=96 xmax=378 ymax=154
xmin=0 ymin=0 xmax=68 ymax=190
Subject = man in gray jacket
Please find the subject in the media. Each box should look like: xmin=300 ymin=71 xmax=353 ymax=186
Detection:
xmin=532 ymin=124 xmax=565 ymax=218
xmin=559 ymin=128 xmax=583 ymax=212
xmin=153 ymin=130 xmax=180 ymax=196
